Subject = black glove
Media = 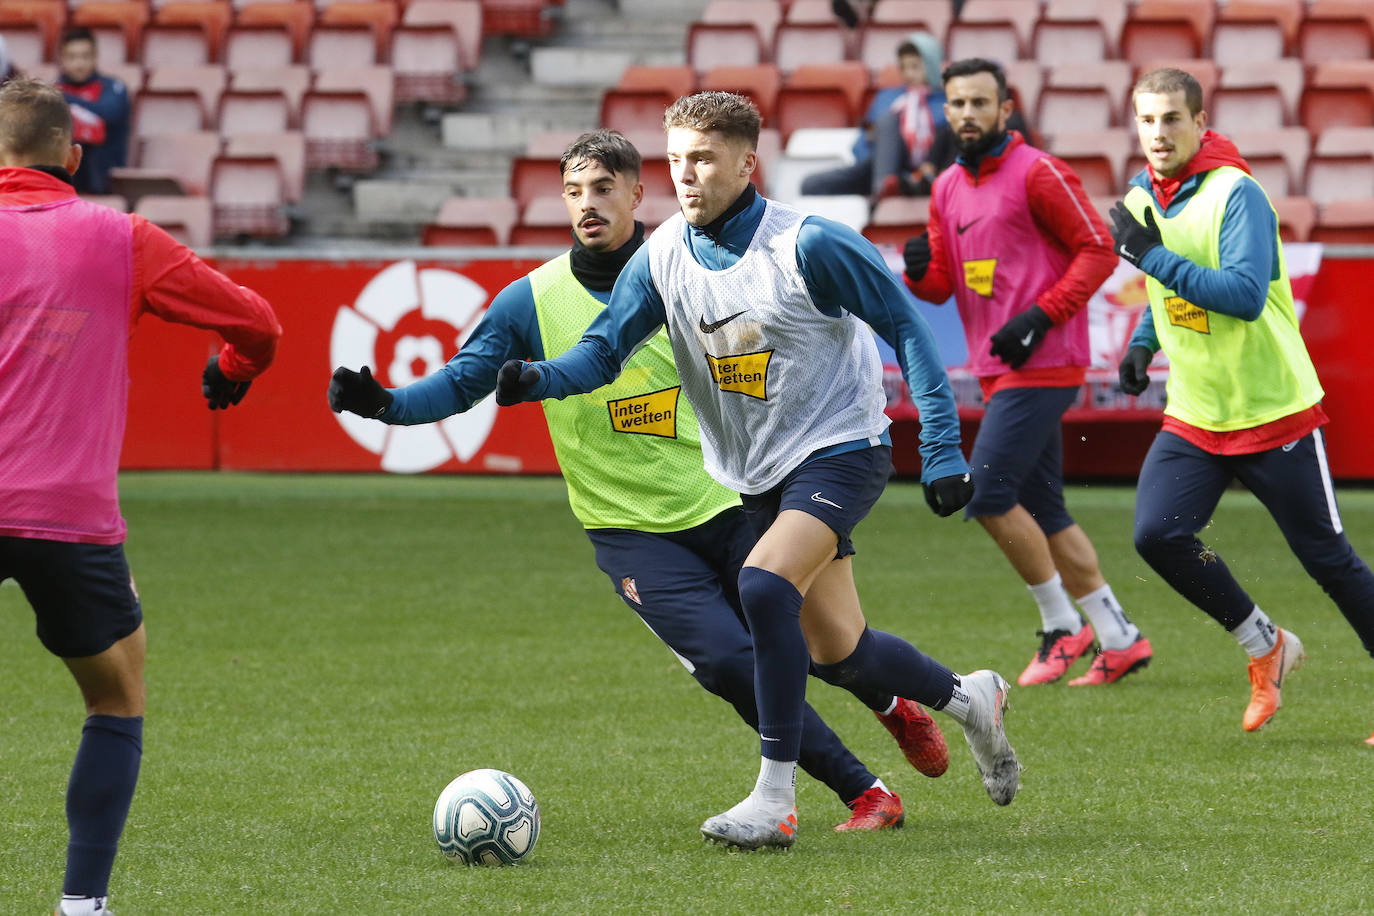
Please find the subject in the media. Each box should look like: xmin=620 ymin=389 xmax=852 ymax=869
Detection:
xmin=202 ymin=355 xmax=250 ymax=410
xmin=923 ymin=472 xmax=974 ymax=518
xmin=988 ymin=304 xmax=1053 ymax=370
xmin=328 ymin=365 xmax=393 ymax=417
xmin=495 ymin=359 xmax=541 ymax=406
xmin=1118 ymin=345 xmax=1153 ymax=396
xmin=1109 ymin=202 xmax=1163 ymax=268
xmin=904 ymin=232 xmax=932 ymax=282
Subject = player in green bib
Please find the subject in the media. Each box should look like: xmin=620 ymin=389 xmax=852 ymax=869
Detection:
xmin=329 ymin=130 xmax=952 ymax=827
xmin=1111 ymin=68 xmax=1374 ymax=742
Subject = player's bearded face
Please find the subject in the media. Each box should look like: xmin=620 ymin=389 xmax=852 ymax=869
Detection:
xmin=562 ymin=158 xmax=642 ymax=252
xmin=667 ymin=128 xmax=756 ymax=227
xmin=944 ymin=72 xmax=1010 ymax=159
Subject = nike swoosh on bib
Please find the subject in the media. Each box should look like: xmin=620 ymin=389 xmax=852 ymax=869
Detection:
xmin=956 ymin=217 xmax=983 ymax=234
xmin=699 ymin=310 xmax=750 ymax=334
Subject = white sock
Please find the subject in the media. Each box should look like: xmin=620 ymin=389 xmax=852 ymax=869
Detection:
xmin=941 ymin=675 xmax=972 ymax=726
xmin=1074 ymin=583 xmax=1140 ymax=650
xmin=59 ymin=896 xmax=108 ymax=916
xmin=1028 ymin=573 xmax=1083 ymax=633
xmin=753 ymin=756 xmax=796 ymax=808
xmin=1233 ymin=606 xmax=1280 ymax=658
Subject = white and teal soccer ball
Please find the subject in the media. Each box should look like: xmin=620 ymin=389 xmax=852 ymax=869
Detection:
xmin=433 ymin=769 xmax=540 ymax=866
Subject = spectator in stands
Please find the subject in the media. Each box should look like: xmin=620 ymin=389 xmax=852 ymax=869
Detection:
xmin=903 ymin=58 xmax=1153 ymax=689
xmin=1112 ymin=67 xmax=1374 ymax=740
xmin=800 ymin=32 xmax=946 ymax=207
xmin=0 ymin=78 xmax=281 ymax=916
xmin=56 ymin=27 xmax=130 ymax=195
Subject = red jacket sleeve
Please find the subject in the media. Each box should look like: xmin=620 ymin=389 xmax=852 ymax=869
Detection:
xmin=904 ymin=189 xmax=955 ymax=303
xmin=1023 ymin=155 xmax=1117 ymax=323
xmin=128 ymin=214 xmax=283 ymax=380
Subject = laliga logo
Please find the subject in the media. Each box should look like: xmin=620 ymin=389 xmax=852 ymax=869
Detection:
xmin=330 ymin=260 xmax=497 ymax=473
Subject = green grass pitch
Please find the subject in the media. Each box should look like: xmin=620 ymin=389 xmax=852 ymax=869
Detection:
xmin=3 ymin=473 xmax=1372 ymax=914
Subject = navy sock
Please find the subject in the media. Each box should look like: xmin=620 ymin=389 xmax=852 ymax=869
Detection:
xmin=737 ymin=567 xmax=809 ymax=761
xmin=64 ymin=715 xmax=142 ymax=897
xmin=813 ymin=627 xmax=958 ymax=710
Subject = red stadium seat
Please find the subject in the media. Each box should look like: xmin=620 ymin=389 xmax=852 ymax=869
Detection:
xmin=868 ymin=0 xmax=953 ymax=42
xmin=1120 ymin=0 xmax=1214 ymax=67
xmin=1308 ymin=61 xmax=1374 ymax=108
xmin=1313 ymin=199 xmax=1374 ymax=244
xmin=314 ymin=66 xmax=394 ymax=138
xmin=301 ymin=90 xmax=377 ymax=171
xmin=423 ymin=196 xmax=518 ymax=247
xmin=1217 ymin=0 xmax=1301 ymax=53
xmin=218 ymin=89 xmax=291 ymax=136
xmin=946 ymin=21 xmax=1021 ymax=67
xmin=1037 ymin=86 xmax=1116 ymax=138
xmin=79 ymin=193 xmax=129 ymax=211
xmin=1297 ymin=1 xmax=1374 ymax=65
xmin=1305 ymin=153 xmax=1374 ymax=206
xmin=702 ymin=0 xmax=782 ymax=51
xmin=135 ymin=194 xmax=214 ymax=247
xmin=1048 ymin=130 xmax=1136 ymax=196
xmin=508 ymin=155 xmax=562 ymax=208
xmin=224 ymin=131 xmax=305 ymax=203
xmin=132 ymin=89 xmax=209 ymax=137
xmin=154 ymin=1 xmax=232 ymax=63
xmin=307 ymin=24 xmax=377 ymax=70
xmin=787 ymin=61 xmax=869 ymax=117
xmin=617 ymin=64 xmax=696 ymax=98
xmin=1209 ymin=86 xmax=1287 ymax=132
xmin=699 ymin=65 xmax=782 ymax=124
xmin=638 ymin=194 xmax=682 ymax=233
xmin=317 ymin=0 xmax=398 ymax=63
xmin=391 ymin=25 xmax=466 ymax=106
xmin=1297 ymin=86 xmax=1374 ymax=139
xmin=511 ymin=195 xmax=577 ymax=247
xmin=1227 ymin=127 xmax=1310 ymax=197
xmin=1271 ymin=195 xmax=1315 ymax=242
xmin=862 ymin=196 xmax=930 ymax=248
xmin=131 ymin=130 xmax=222 ymax=196
xmin=141 ymin=24 xmax=212 ymax=68
xmin=1031 ymin=20 xmax=1111 ymax=66
xmin=229 ymin=66 xmax=309 ymax=124
xmin=1004 ymin=61 xmax=1043 ymax=121
xmin=224 ymin=25 xmax=295 ymax=71
xmin=145 ymin=66 xmax=227 ymax=123
xmin=599 ymin=88 xmax=675 ymax=135
xmin=1038 ymin=0 xmax=1127 ymax=59
xmin=0 ymin=24 xmax=45 ymax=71
xmin=402 ymin=0 xmax=482 ymax=72
xmin=786 ymin=0 xmax=840 ymax=25
xmin=775 ymin=87 xmax=855 ymax=145
xmin=958 ymin=0 xmax=1040 ymax=52
xmin=1218 ymin=60 xmax=1303 ymax=126
xmin=481 ymin=0 xmax=553 ymax=40
xmin=772 ymin=23 xmax=850 ymax=75
xmin=686 ymin=23 xmax=765 ymax=74
xmin=234 ymin=1 xmax=314 ymax=63
xmin=1045 ymin=62 xmax=1132 ymax=120
xmin=1315 ymin=126 xmax=1374 ymax=159
xmin=0 ymin=0 xmax=65 ymax=62
xmin=210 ymin=154 xmax=288 ymax=238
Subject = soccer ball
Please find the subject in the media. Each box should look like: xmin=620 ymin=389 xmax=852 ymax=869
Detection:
xmin=432 ymin=769 xmax=540 ymax=866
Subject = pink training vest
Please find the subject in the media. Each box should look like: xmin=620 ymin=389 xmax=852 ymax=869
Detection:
xmin=934 ymin=142 xmax=1090 ymax=379
xmin=0 ymin=195 xmax=134 ymax=544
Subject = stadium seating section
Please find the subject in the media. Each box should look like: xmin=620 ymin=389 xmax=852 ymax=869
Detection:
xmin=8 ymin=0 xmax=1370 ymax=244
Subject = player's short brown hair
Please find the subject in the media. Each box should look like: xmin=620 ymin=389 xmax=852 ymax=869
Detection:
xmin=1133 ymin=68 xmax=1204 ymax=116
xmin=663 ymin=91 xmax=761 ymax=150
xmin=0 ymin=78 xmax=72 ymax=164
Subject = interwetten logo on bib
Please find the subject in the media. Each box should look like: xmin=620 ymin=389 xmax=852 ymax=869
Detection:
xmin=963 ymin=258 xmax=997 ymax=297
xmin=1164 ymin=295 xmax=1210 ymax=334
xmin=705 ymin=350 xmax=772 ymax=399
xmin=606 ymin=386 xmax=680 ymax=438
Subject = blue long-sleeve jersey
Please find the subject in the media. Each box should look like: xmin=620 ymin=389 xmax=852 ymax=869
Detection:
xmin=1126 ymin=168 xmax=1279 ymax=352
xmin=380 ymin=275 xmax=592 ymax=424
xmin=524 ymin=190 xmax=967 ymax=483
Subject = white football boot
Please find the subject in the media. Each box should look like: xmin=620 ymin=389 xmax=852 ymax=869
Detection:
xmin=701 ymin=794 xmax=798 ymax=850
xmin=959 ymin=669 xmax=1021 ymax=805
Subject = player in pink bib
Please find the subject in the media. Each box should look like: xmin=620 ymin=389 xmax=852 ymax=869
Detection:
xmin=904 ymin=59 xmax=1153 ymax=689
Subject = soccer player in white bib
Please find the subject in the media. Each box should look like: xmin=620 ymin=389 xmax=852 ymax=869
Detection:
xmin=496 ymin=92 xmax=1020 ymax=849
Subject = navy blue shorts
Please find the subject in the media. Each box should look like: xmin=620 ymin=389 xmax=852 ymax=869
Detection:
xmin=740 ymin=446 xmax=893 ymax=559
xmin=965 ymin=386 xmax=1078 ymax=534
xmin=587 ymin=508 xmax=756 ymax=674
xmin=0 ymin=536 xmax=143 ymax=658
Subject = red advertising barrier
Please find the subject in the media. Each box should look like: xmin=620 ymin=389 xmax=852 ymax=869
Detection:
xmin=120 ymin=251 xmax=1374 ymax=480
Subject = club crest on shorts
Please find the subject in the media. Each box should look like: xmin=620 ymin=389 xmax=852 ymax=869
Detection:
xmin=621 ymin=576 xmax=641 ymax=605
